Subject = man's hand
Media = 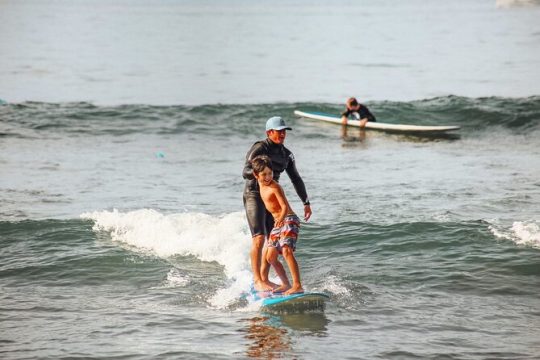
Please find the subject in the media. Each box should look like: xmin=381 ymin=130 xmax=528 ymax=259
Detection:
xmin=304 ymin=204 xmax=312 ymax=221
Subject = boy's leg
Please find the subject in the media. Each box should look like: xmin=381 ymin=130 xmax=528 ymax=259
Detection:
xmin=281 ymin=246 xmax=303 ymax=295
xmin=266 ymin=247 xmax=291 ymax=293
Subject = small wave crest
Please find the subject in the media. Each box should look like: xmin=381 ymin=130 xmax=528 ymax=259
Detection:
xmin=164 ymin=268 xmax=190 ymax=288
xmin=489 ymin=220 xmax=540 ymax=248
xmin=319 ymin=275 xmax=350 ymax=296
xmin=80 ymin=209 xmax=253 ymax=308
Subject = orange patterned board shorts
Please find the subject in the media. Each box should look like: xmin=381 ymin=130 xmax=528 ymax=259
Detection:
xmin=267 ymin=214 xmax=300 ymax=253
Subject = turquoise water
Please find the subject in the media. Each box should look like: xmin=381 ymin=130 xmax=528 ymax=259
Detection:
xmin=1 ymin=1 xmax=540 ymax=359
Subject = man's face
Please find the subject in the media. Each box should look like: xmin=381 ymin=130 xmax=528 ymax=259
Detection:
xmin=267 ymin=129 xmax=287 ymax=144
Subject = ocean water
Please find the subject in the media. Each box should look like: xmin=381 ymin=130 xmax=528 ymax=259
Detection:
xmin=1 ymin=1 xmax=540 ymax=360
xmin=2 ymin=0 xmax=540 ymax=105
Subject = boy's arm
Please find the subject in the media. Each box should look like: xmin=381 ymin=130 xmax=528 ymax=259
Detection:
xmin=273 ymin=183 xmax=289 ymax=227
xmin=341 ymin=109 xmax=349 ymax=124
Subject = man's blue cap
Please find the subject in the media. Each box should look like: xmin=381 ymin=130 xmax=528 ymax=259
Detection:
xmin=266 ymin=116 xmax=292 ymax=131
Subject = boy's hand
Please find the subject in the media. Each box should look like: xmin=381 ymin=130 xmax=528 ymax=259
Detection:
xmin=304 ymin=204 xmax=312 ymax=221
xmin=275 ymin=219 xmax=284 ymax=228
xmin=359 ymin=118 xmax=368 ymax=128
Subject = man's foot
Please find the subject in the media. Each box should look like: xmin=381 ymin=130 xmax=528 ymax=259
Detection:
xmin=284 ymin=285 xmax=304 ymax=295
xmin=272 ymin=284 xmax=291 ymax=294
xmin=266 ymin=280 xmax=280 ymax=289
xmin=253 ymin=279 xmax=274 ymax=292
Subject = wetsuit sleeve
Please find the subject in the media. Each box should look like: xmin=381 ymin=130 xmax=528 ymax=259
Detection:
xmin=242 ymin=142 xmax=265 ymax=180
xmin=360 ymin=106 xmax=376 ymax=122
xmin=341 ymin=109 xmax=351 ymax=118
xmin=284 ymin=153 xmax=309 ymax=204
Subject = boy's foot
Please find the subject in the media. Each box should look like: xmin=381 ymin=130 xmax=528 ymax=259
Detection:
xmin=284 ymin=285 xmax=304 ymax=295
xmin=254 ymin=279 xmax=274 ymax=292
xmin=272 ymin=284 xmax=291 ymax=294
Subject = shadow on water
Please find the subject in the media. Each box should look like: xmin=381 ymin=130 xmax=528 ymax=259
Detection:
xmin=239 ymin=312 xmax=329 ymax=359
xmin=387 ymin=131 xmax=462 ymax=142
xmin=341 ymin=126 xmax=368 ymax=148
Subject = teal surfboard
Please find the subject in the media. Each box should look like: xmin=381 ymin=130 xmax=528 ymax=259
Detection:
xmin=250 ymin=289 xmax=329 ymax=312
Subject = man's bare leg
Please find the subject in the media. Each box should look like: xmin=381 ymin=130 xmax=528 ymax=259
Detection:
xmin=251 ymin=235 xmax=275 ymax=291
xmin=260 ymin=246 xmax=280 ymax=289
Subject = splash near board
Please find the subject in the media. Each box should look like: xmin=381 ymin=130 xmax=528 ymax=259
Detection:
xmin=294 ymin=110 xmax=460 ymax=134
xmin=249 ymin=289 xmax=329 ymax=313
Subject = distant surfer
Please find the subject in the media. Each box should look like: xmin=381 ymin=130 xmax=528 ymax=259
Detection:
xmin=341 ymin=97 xmax=376 ymax=128
xmin=242 ymin=116 xmax=312 ymax=291
xmin=251 ymin=155 xmax=303 ymax=295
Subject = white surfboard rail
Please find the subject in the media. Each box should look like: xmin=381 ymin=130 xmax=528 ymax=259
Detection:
xmin=294 ymin=110 xmax=460 ymax=133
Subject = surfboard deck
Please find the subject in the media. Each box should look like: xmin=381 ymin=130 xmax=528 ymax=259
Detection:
xmin=250 ymin=289 xmax=329 ymax=312
xmin=294 ymin=110 xmax=460 ymax=134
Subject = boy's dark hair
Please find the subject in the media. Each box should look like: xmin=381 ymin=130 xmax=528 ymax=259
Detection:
xmin=346 ymin=97 xmax=359 ymax=107
xmin=251 ymin=155 xmax=272 ymax=175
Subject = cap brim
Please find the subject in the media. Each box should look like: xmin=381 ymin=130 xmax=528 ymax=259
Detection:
xmin=270 ymin=126 xmax=292 ymax=131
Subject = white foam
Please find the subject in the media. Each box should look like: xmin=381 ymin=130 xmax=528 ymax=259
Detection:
xmin=488 ymin=224 xmax=511 ymax=240
xmin=511 ymin=221 xmax=540 ymax=247
xmin=81 ymin=209 xmax=253 ymax=307
xmin=320 ymin=275 xmax=350 ymax=296
xmin=208 ymin=269 xmax=254 ymax=309
xmin=489 ymin=220 xmax=540 ymax=248
xmin=164 ymin=268 xmax=190 ymax=288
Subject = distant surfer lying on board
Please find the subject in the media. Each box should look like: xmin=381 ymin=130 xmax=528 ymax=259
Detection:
xmin=341 ymin=97 xmax=376 ymax=128
xmin=251 ymin=155 xmax=304 ymax=295
xmin=242 ymin=116 xmax=312 ymax=292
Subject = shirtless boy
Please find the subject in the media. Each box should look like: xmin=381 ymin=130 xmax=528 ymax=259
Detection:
xmin=251 ymin=155 xmax=303 ymax=295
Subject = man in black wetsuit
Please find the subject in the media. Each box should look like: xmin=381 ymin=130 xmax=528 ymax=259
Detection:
xmin=341 ymin=97 xmax=376 ymax=128
xmin=242 ymin=116 xmax=312 ymax=291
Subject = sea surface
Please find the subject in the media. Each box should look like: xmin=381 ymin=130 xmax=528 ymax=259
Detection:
xmin=1 ymin=1 xmax=540 ymax=359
